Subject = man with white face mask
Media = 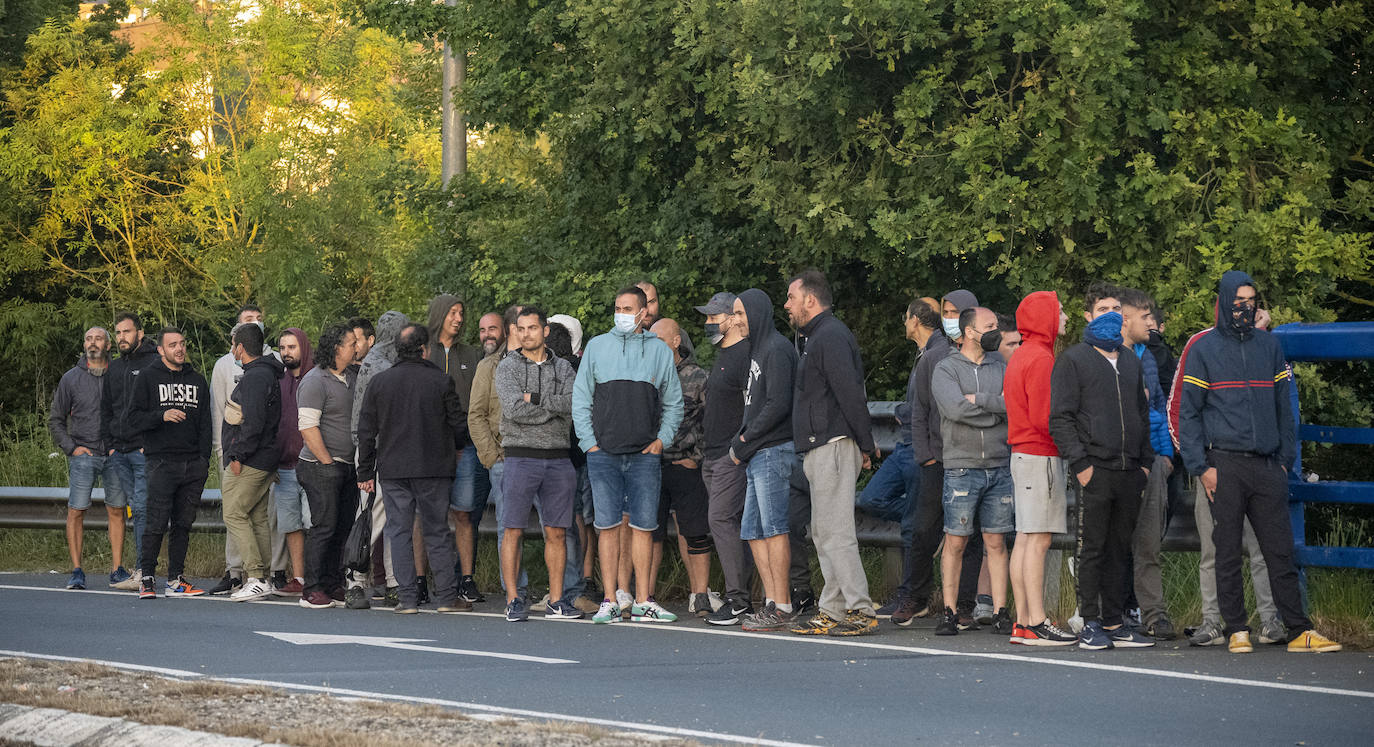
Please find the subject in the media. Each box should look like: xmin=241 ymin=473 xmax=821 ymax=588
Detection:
xmin=573 ymin=285 xmax=684 ymax=624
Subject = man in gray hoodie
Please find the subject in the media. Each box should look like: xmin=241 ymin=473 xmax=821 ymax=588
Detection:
xmin=931 ymin=306 xmax=1014 ymax=636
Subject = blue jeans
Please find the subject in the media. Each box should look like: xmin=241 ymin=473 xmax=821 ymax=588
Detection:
xmin=489 ymin=460 xmax=528 ymax=599
xmin=68 ymin=454 xmax=124 ymax=510
xmin=107 ymin=450 xmax=147 ymax=567
xmin=449 ymin=446 xmax=491 ymax=517
xmin=942 ymin=466 xmax=1015 ymax=536
xmin=561 ymin=464 xmax=590 ymax=605
xmin=273 ymin=467 xmax=311 ymax=533
xmin=742 ymin=442 xmax=795 ymax=540
xmin=586 ymin=450 xmax=661 ymax=531
xmin=856 ymin=441 xmax=920 ymax=551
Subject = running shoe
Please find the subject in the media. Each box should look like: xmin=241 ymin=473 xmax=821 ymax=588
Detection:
xmin=66 ymin=568 xmax=86 ymax=590
xmin=790 ymin=612 xmax=839 ymax=636
xmin=973 ymin=594 xmax=995 ymax=626
xmin=344 ymin=586 xmax=371 ymax=610
xmin=208 ymin=572 xmax=240 ymax=596
xmin=505 ymin=598 xmax=529 ymax=622
xmin=273 ymin=578 xmax=305 ymax=597
xmin=1187 ymin=619 xmax=1225 ymax=647
xmin=545 ymin=600 xmax=583 ymax=619
xmin=108 ymin=567 xmax=132 ymax=588
xmin=1146 ymin=617 xmax=1177 ymax=641
xmin=112 ymin=568 xmax=142 ymax=591
xmin=630 ymin=598 xmax=677 ymax=623
xmin=875 ymin=599 xmax=900 ymax=618
xmin=592 ymin=600 xmax=621 ymax=624
xmin=458 ymin=576 xmax=485 ymax=604
xmin=138 ymin=575 xmax=157 ymax=600
xmin=990 ymin=607 xmax=1014 ymax=635
xmin=791 ymin=587 xmax=817 ymax=616
xmin=1078 ymin=621 xmax=1112 ymax=650
xmin=935 ymin=607 xmax=958 ymax=636
xmin=706 ymin=599 xmax=753 ymax=626
xmin=615 ymin=588 xmax=634 ymax=618
xmin=299 ymin=590 xmax=336 ymax=609
xmin=1024 ymin=619 xmax=1077 ymax=647
xmin=890 ymin=598 xmax=930 ymax=627
xmin=828 ymin=609 xmax=879 ymax=637
xmin=1108 ymin=625 xmax=1155 ymax=648
xmin=1258 ymin=618 xmax=1287 ymax=645
xmin=230 ymin=578 xmax=274 ymax=602
xmin=689 ymin=591 xmax=724 ymax=617
xmin=741 ymin=602 xmax=790 ymax=632
xmin=165 ymin=576 xmax=207 ymax=597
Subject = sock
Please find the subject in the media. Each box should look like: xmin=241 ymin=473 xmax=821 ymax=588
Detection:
xmin=765 ymin=597 xmax=775 ymax=608
xmin=777 ymin=603 xmax=793 ymax=614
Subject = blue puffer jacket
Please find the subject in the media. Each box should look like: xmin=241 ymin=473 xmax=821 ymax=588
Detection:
xmin=1133 ymin=343 xmax=1173 ymax=459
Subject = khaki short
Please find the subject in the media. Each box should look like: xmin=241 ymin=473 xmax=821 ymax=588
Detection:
xmin=1010 ymin=453 xmax=1067 ymax=534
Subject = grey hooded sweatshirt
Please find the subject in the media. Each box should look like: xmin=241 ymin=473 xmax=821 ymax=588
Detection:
xmin=351 ymin=310 xmax=409 ymax=444
xmin=495 ymin=346 xmax=576 ymax=457
xmin=50 ymin=357 xmax=107 ymax=455
xmin=931 ymin=349 xmax=1009 ymax=469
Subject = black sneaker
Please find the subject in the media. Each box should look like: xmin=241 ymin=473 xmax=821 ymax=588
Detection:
xmin=706 ymin=599 xmax=753 ymax=626
xmin=416 ymin=575 xmax=430 ymax=605
xmin=380 ymin=586 xmax=400 ymax=608
xmin=458 ymin=576 xmax=485 ymax=604
xmin=956 ymin=607 xmax=981 ymax=632
xmin=271 ymin=570 xmax=288 ymax=591
xmin=209 ymin=572 xmax=241 ymax=596
xmin=791 ymin=587 xmax=817 ymax=616
xmin=935 ymin=607 xmax=958 ymax=636
xmin=1147 ymin=617 xmax=1177 ymax=641
xmin=345 ymin=586 xmax=370 ymax=610
xmin=875 ymin=599 xmax=900 ymax=618
xmin=990 ymin=607 xmax=1014 ymax=635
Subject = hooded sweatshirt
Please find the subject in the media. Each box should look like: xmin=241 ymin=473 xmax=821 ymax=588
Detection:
xmin=910 ymin=331 xmax=955 ymax=464
xmin=941 ymin=290 xmax=979 ymax=340
xmin=663 ymin=330 xmax=707 ymax=464
xmin=572 ymin=320 xmax=683 ymax=455
xmin=1175 ymin=270 xmax=1295 ymax=476
xmin=793 ymin=308 xmax=874 ymax=455
xmin=931 ymin=344 xmax=1009 ymax=469
xmin=101 ymin=334 xmax=160 ymax=452
xmin=221 ymin=354 xmax=284 ymax=471
xmin=211 ymin=328 xmax=277 ymax=456
xmin=495 ymin=346 xmax=576 ymax=457
xmin=129 ymin=357 xmax=212 ymax=460
xmin=731 ymin=289 xmax=796 ymax=463
xmin=50 ymin=357 xmax=107 ymax=456
xmin=351 ymin=311 xmax=409 ymax=445
xmin=426 ymin=294 xmax=481 ymax=415
xmin=277 ymin=327 xmax=314 ymax=470
xmin=1049 ymin=322 xmax=1154 ymax=474
xmin=1005 ymin=291 xmax=1060 ymax=456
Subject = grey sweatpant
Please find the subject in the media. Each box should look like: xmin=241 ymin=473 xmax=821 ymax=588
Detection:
xmin=1194 ymin=481 xmax=1276 ymax=623
xmin=803 ymin=438 xmax=873 ymax=618
xmin=703 ymin=455 xmax=754 ymax=604
xmin=1131 ymin=455 xmax=1171 ymax=625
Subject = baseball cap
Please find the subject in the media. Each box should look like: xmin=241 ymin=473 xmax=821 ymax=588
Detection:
xmin=694 ymin=292 xmax=737 ymax=316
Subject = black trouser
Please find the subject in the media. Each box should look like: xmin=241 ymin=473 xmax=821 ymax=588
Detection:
xmin=788 ymin=464 xmax=812 ymax=592
xmin=298 ymin=459 xmax=358 ymax=595
xmin=383 ymin=477 xmax=458 ymax=607
xmin=900 ymin=462 xmax=980 ymax=609
xmin=1076 ymin=466 xmax=1144 ymax=626
xmin=140 ymin=455 xmax=208 ymax=580
xmin=1209 ymin=452 xmax=1311 ymax=637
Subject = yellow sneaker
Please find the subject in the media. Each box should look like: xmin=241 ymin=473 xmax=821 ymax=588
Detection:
xmin=1228 ymin=631 xmax=1253 ymax=653
xmin=1287 ymin=630 xmax=1342 ymax=653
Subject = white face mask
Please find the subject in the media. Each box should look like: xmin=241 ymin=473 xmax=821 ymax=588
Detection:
xmin=614 ymin=312 xmax=639 ymax=334
xmin=942 ymin=317 xmax=961 ymax=338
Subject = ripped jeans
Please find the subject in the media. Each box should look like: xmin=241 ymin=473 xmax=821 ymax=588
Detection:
xmin=941 ymin=466 xmax=1014 ymax=536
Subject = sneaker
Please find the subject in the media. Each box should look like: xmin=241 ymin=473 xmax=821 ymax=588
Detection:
xmin=138 ymin=575 xmax=157 ymax=600
xmin=1009 ymin=623 xmax=1029 ymax=644
xmin=1125 ymin=607 xmax=1143 ymax=628
xmin=272 ymin=578 xmax=304 ymax=597
xmin=344 ymin=586 xmax=370 ymax=610
xmin=956 ymin=608 xmax=981 ymax=632
xmin=573 ymin=596 xmax=601 ymax=614
xmin=458 ymin=576 xmax=485 ymax=604
xmin=416 ymin=575 xmax=430 ymax=605
xmin=706 ymin=600 xmax=753 ymax=626
xmin=890 ymin=598 xmax=929 ymax=627
xmin=436 ymin=598 xmax=472 ymax=613
xmin=1228 ymin=631 xmax=1254 ymax=653
xmin=689 ymin=591 xmax=724 ymax=617
xmin=973 ymin=594 xmax=995 ymax=626
xmin=1257 ymin=618 xmax=1287 ymax=645
xmin=271 ymin=570 xmax=288 ymax=591
xmin=790 ymin=612 xmax=840 ymax=636
xmin=536 ymin=592 xmax=552 ymax=610
xmin=545 ymin=599 xmax=582 ymax=619
xmin=165 ymin=576 xmax=207 ymax=597
xmin=1287 ymin=630 xmax=1342 ymax=653
xmin=592 ymin=600 xmax=621 ymax=624
xmin=741 ymin=602 xmax=791 ymax=632
xmin=828 ymin=609 xmax=879 ymax=637
xmin=988 ymin=607 xmax=1013 ymax=635
xmin=631 ymin=598 xmax=678 ymax=623
xmin=108 ymin=567 xmax=131 ymax=588
xmin=1078 ymin=621 xmax=1112 ymax=650
xmin=875 ymin=599 xmax=900 ymax=618
xmin=113 ymin=568 xmax=142 ymax=591
xmin=1025 ymin=619 xmax=1077 ymax=647
xmin=394 ymin=603 xmax=419 ymax=614
xmin=1188 ymin=619 xmax=1225 ymax=647
xmin=381 ymin=586 xmax=400 ymax=607
xmin=791 ymin=587 xmax=817 ymax=616
xmin=230 ymin=578 xmax=274 ymax=602
xmin=1107 ymin=625 xmax=1155 ymax=648
xmin=505 ymin=598 xmax=529 ymax=622
xmin=299 ymin=590 xmax=336 ymax=609
xmin=209 ymin=572 xmax=241 ymax=596
xmin=614 ymin=588 xmax=634 ymax=617
xmin=66 ymin=568 xmax=86 ymax=590
xmin=935 ymin=607 xmax=959 ymax=636
xmin=1146 ymin=617 xmax=1177 ymax=641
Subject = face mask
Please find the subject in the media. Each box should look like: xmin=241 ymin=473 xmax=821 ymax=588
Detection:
xmin=942 ymin=317 xmax=961 ymax=338
xmin=1084 ymin=311 xmax=1124 ymax=351
xmin=614 ymin=313 xmax=639 ymax=334
xmin=979 ymin=329 xmax=1003 ymax=353
xmin=1232 ymin=304 xmax=1256 ymax=332
xmin=704 ymin=322 xmax=724 ymax=346
xmin=1147 ymin=328 xmax=1163 ymax=345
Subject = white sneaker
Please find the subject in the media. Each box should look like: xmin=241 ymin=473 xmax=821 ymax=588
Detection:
xmin=112 ymin=569 xmax=142 ymax=591
xmin=230 ymin=578 xmax=273 ymax=602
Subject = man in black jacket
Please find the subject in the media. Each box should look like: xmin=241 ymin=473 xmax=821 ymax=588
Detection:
xmin=357 ymin=325 xmax=468 ymax=614
xmin=102 ymin=312 xmax=161 ymax=589
xmin=784 ymin=270 xmax=879 ymax=637
xmin=221 ymin=323 xmax=284 ymax=603
xmin=1177 ymin=271 xmax=1340 ymax=654
xmin=1048 ymin=282 xmax=1154 ymax=650
xmin=130 ymin=327 xmax=212 ymax=599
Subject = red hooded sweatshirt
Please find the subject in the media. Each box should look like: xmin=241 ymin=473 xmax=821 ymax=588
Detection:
xmin=1005 ymin=291 xmax=1060 ymax=456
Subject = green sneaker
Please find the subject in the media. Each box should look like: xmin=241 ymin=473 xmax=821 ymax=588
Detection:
xmin=630 ymin=598 xmax=678 ymax=623
xmin=592 ymin=600 xmax=622 ymax=624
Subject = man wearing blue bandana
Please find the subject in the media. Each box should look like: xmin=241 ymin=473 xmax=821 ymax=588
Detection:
xmin=1048 ymin=282 xmax=1156 ymax=650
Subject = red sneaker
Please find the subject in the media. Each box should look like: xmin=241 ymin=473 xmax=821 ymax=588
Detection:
xmin=273 ymin=578 xmax=304 ymax=597
xmin=1010 ymin=623 xmax=1029 ymax=645
xmin=299 ymin=590 xmax=336 ymax=609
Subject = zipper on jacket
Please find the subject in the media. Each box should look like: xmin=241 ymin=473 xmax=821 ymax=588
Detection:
xmin=1243 ymin=342 xmax=1257 ymax=453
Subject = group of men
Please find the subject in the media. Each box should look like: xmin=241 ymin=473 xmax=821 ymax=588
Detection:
xmin=49 ymin=270 xmax=1342 ymax=651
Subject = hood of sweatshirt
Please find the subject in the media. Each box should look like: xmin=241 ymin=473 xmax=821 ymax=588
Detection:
xmin=548 ymin=314 xmax=584 ymax=355
xmin=426 ymin=294 xmax=466 ymax=341
xmin=367 ymin=311 xmax=409 ymax=368
xmin=77 ymin=356 xmax=107 ymax=377
xmin=1016 ymin=291 xmax=1060 ymax=350
xmin=1215 ymin=270 xmax=1257 ymax=340
xmin=281 ymin=327 xmax=314 ymax=380
xmin=941 ymin=289 xmax=979 ymax=313
xmin=738 ymin=288 xmax=776 ymax=347
xmin=678 ymin=329 xmax=697 ymax=367
xmin=244 ymin=353 xmax=285 ymax=381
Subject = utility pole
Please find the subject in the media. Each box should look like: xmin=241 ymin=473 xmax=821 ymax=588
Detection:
xmin=440 ymin=0 xmax=465 ymax=188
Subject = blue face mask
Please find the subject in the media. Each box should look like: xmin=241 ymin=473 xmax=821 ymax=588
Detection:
xmin=614 ymin=312 xmax=639 ymax=334
xmin=942 ymin=317 xmax=961 ymax=339
xmin=1084 ymin=311 xmax=1124 ymax=351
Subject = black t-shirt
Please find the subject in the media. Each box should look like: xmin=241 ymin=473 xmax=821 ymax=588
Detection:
xmin=703 ymin=340 xmax=751 ymax=459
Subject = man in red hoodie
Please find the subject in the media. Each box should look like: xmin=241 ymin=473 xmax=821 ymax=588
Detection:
xmin=1004 ymin=292 xmax=1076 ymax=646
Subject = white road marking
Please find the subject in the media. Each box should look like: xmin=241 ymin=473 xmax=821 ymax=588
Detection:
xmin=255 ymin=631 xmax=577 ymax=664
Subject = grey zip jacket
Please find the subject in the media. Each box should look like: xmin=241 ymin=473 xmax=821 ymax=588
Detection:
xmin=931 ymin=350 xmax=1009 ymax=469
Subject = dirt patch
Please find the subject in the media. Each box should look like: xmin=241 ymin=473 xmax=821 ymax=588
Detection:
xmin=0 ymin=658 xmax=691 ymax=746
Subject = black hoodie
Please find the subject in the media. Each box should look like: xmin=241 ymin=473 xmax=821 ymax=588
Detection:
xmin=101 ymin=335 xmax=160 ymax=452
xmin=1176 ymin=270 xmax=1295 ymax=476
xmin=792 ymin=309 xmax=875 ymax=455
xmin=130 ymin=358 xmax=212 ymax=461
xmin=1049 ymin=327 xmax=1153 ymax=474
xmin=731 ymin=289 xmax=797 ymax=463
xmin=221 ymin=355 xmax=285 ymax=472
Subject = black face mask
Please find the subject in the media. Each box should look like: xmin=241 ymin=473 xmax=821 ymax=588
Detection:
xmin=1147 ymin=328 xmax=1163 ymax=346
xmin=1232 ymin=304 xmax=1256 ymax=332
xmin=979 ymin=330 xmax=1003 ymax=353
xmin=704 ymin=322 xmax=723 ymax=346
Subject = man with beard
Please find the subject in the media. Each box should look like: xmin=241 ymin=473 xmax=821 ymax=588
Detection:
xmin=271 ymin=327 xmax=313 ymax=596
xmin=428 ymin=294 xmax=483 ymax=605
xmin=102 ymin=312 xmax=160 ymax=590
xmin=51 ymin=326 xmax=130 ymax=589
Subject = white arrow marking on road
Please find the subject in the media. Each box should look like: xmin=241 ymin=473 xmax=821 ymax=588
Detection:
xmin=256 ymin=631 xmax=577 ymax=664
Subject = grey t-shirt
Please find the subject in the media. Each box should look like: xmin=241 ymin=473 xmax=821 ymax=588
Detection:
xmin=297 ymin=366 xmax=356 ymax=464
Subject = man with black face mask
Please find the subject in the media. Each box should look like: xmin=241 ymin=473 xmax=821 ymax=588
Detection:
xmin=1177 ymin=271 xmax=1341 ymax=654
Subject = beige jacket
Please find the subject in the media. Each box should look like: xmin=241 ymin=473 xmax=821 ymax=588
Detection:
xmin=468 ymin=351 xmax=505 ymax=469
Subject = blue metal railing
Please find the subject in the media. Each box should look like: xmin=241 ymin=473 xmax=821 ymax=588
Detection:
xmin=1272 ymin=322 xmax=1374 ymax=578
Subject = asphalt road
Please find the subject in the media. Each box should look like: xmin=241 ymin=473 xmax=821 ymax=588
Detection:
xmin=2 ymin=573 xmax=1371 ymax=745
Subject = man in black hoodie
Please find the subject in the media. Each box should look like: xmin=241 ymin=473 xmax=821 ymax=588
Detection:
xmin=130 ymin=327 xmax=213 ymax=599
xmin=221 ymin=323 xmax=284 ymax=603
xmin=1177 ymin=271 xmax=1340 ymax=654
xmin=728 ymin=289 xmax=798 ymax=632
xmin=102 ymin=312 xmax=161 ymax=589
xmin=784 ymin=270 xmax=879 ymax=637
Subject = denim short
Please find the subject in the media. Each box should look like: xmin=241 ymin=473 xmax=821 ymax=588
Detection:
xmin=741 ymin=442 xmax=795 ymax=541
xmin=449 ymin=446 xmax=491 ymax=514
xmin=586 ymin=450 xmax=661 ymax=531
xmin=67 ymin=453 xmax=125 ymax=510
xmin=942 ymin=466 xmax=1015 ymax=536
xmin=273 ymin=467 xmax=312 ymax=533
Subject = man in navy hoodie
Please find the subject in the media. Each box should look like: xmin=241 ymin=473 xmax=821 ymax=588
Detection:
xmin=1177 ymin=271 xmax=1341 ymax=654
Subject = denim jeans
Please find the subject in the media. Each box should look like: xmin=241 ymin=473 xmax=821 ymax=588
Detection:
xmin=449 ymin=446 xmax=491 ymax=517
xmin=297 ymin=459 xmax=358 ymax=595
xmin=742 ymin=442 xmax=795 ymax=540
xmin=108 ymin=450 xmax=147 ymax=568
xmin=67 ymin=454 xmax=124 ymax=510
xmin=141 ymin=455 xmax=208 ymax=579
xmin=586 ymin=450 xmax=661 ymax=531
xmin=560 ymin=464 xmax=590 ymax=604
xmin=855 ymin=440 xmax=920 ymax=551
